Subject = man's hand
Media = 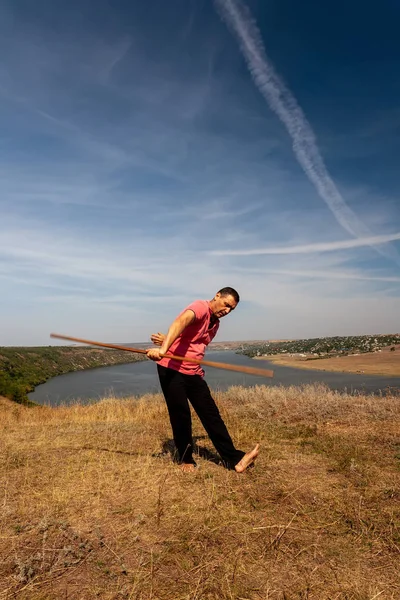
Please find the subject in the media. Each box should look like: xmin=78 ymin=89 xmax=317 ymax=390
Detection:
xmin=151 ymin=332 xmax=165 ymax=346
xmin=147 ymin=310 xmax=194 ymax=362
xmin=146 ymin=348 xmax=165 ymax=361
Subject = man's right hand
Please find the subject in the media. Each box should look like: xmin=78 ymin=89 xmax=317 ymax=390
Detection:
xmin=146 ymin=348 xmax=165 ymax=361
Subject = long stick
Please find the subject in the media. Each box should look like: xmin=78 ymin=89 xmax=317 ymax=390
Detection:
xmin=50 ymin=333 xmax=274 ymax=378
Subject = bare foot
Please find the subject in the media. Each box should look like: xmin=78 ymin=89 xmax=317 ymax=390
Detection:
xmin=180 ymin=463 xmax=197 ymax=473
xmin=235 ymin=444 xmax=260 ymax=473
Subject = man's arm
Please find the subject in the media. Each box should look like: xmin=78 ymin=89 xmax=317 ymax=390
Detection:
xmin=147 ymin=310 xmax=195 ymax=361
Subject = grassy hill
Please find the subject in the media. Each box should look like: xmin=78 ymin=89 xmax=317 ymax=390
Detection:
xmin=1 ymin=384 xmax=399 ymax=599
xmin=0 ymin=346 xmax=146 ymax=404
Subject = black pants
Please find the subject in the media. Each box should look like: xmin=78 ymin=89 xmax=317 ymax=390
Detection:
xmin=157 ymin=364 xmax=245 ymax=469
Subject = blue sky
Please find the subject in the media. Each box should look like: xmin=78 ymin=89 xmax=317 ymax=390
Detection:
xmin=1 ymin=0 xmax=399 ymax=345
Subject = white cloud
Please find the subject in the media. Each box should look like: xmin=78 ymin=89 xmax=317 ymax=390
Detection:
xmin=214 ymin=0 xmax=400 ymax=264
xmin=0 ymin=2 xmax=399 ymax=345
xmin=211 ymin=232 xmax=400 ymax=256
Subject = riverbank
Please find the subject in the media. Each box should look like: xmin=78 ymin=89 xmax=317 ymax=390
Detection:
xmin=28 ymin=349 xmax=400 ymax=407
xmin=256 ymin=346 xmax=400 ymax=376
xmin=1 ymin=384 xmax=399 ymax=599
xmin=0 ymin=346 xmax=146 ymax=404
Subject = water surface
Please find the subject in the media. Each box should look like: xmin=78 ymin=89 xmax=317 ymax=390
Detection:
xmin=28 ymin=351 xmax=400 ymax=406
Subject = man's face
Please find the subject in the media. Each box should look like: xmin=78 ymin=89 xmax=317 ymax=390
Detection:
xmin=212 ymin=293 xmax=238 ymax=318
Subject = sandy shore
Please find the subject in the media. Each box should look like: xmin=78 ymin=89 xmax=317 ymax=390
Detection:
xmin=255 ymin=347 xmax=400 ymax=376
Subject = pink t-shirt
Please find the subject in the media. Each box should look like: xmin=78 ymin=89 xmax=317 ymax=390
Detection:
xmin=158 ymin=300 xmax=219 ymax=376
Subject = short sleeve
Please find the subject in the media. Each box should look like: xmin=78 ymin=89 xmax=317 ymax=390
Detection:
xmin=184 ymin=300 xmax=208 ymax=322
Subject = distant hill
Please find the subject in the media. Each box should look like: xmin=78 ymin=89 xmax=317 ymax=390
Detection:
xmin=0 ymin=346 xmax=145 ymax=405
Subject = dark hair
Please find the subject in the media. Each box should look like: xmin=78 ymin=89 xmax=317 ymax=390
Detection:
xmin=217 ymin=287 xmax=240 ymax=303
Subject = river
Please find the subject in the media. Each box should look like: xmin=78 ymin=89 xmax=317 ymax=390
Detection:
xmin=28 ymin=351 xmax=400 ymax=406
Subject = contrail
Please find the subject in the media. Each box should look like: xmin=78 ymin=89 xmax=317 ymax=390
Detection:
xmin=235 ymin=268 xmax=400 ymax=283
xmin=210 ymin=231 xmax=400 ymax=256
xmin=214 ymin=0 xmax=400 ymax=263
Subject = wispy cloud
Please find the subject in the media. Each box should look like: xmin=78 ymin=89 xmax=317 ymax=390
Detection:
xmin=211 ymin=232 xmax=400 ymax=256
xmin=214 ymin=0 xmax=400 ymax=265
xmin=0 ymin=1 xmax=399 ymax=344
xmin=233 ymin=266 xmax=400 ymax=284
xmin=100 ymin=38 xmax=132 ymax=83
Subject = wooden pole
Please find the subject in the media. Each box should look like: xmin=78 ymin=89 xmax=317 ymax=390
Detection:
xmin=50 ymin=333 xmax=274 ymax=378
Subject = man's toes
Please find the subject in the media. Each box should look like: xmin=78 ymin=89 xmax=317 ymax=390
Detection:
xmin=180 ymin=463 xmax=196 ymax=473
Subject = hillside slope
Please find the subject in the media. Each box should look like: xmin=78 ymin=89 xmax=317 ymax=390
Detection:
xmin=1 ymin=385 xmax=399 ymax=599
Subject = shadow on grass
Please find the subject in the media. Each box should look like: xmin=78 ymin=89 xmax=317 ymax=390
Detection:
xmin=81 ymin=445 xmax=139 ymax=456
xmin=80 ymin=437 xmax=222 ymax=466
xmin=155 ymin=436 xmax=222 ymax=466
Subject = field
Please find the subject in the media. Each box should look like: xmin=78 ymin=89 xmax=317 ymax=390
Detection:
xmin=1 ymin=384 xmax=399 ymax=599
xmin=259 ymin=346 xmax=400 ymax=376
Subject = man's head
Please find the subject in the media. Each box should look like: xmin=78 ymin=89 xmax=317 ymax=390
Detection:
xmin=210 ymin=287 xmax=240 ymax=318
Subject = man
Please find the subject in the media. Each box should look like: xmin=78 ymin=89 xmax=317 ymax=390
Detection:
xmin=146 ymin=287 xmax=260 ymax=473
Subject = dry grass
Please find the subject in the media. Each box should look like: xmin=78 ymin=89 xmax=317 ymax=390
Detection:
xmin=260 ymin=347 xmax=400 ymax=376
xmin=0 ymin=384 xmax=399 ymax=600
